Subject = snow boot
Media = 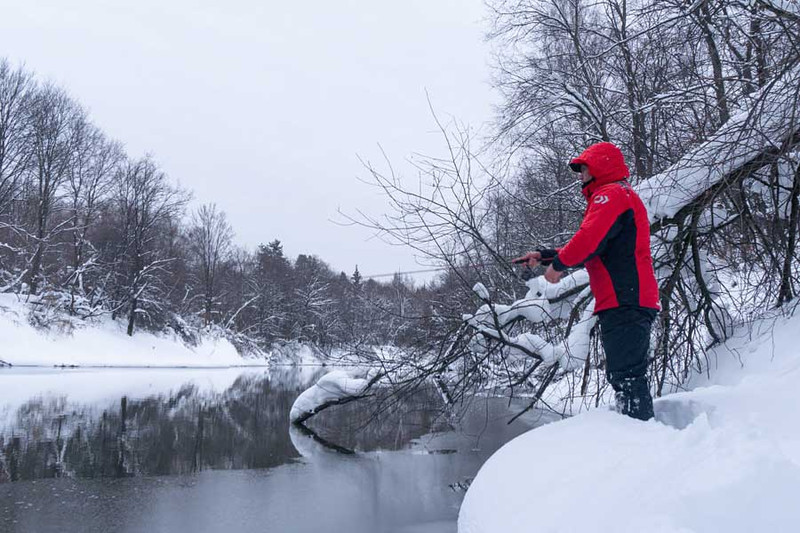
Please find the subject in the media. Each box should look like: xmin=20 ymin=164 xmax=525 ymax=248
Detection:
xmin=612 ymin=376 xmax=654 ymax=421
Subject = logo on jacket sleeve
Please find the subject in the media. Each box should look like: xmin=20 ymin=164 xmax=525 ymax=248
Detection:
xmin=593 ymin=195 xmax=609 ymax=204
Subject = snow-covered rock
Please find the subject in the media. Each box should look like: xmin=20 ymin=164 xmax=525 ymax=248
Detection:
xmin=459 ymin=310 xmax=800 ymax=532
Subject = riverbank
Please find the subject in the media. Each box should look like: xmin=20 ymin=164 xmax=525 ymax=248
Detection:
xmin=0 ymin=293 xmax=261 ymax=367
xmin=459 ymin=309 xmax=800 ymax=532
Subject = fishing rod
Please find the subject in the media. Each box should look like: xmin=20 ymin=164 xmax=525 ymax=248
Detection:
xmin=362 ymin=257 xmax=540 ymax=281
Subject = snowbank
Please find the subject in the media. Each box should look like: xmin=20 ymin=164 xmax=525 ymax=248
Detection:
xmin=0 ymin=294 xmax=256 ymax=367
xmin=270 ymin=342 xmax=326 ymax=365
xmin=459 ymin=311 xmax=800 ymax=533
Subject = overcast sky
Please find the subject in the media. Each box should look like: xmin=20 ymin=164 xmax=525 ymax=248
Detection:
xmin=0 ymin=0 xmax=497 ymax=280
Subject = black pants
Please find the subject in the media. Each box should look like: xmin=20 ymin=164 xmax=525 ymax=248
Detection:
xmin=597 ymin=306 xmax=657 ymax=421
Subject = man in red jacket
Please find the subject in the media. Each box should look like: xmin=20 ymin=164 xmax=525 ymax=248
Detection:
xmin=515 ymin=142 xmax=660 ymax=421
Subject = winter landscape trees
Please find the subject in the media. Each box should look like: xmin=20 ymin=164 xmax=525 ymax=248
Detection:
xmin=0 ymin=57 xmax=435 ymax=356
xmin=2 ymin=0 xmax=800 ymax=426
xmin=294 ymin=0 xmax=800 ymax=425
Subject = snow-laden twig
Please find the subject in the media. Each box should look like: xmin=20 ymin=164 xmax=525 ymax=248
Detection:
xmin=224 ymin=295 xmax=260 ymax=329
xmin=464 ymin=274 xmax=597 ymax=370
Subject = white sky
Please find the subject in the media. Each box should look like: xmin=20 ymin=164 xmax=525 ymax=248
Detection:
xmin=0 ymin=0 xmax=497 ymax=280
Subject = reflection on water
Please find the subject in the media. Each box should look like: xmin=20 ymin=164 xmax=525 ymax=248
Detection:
xmin=2 ymin=368 xmax=305 ymax=482
xmin=0 ymin=367 xmax=450 ymax=482
xmin=0 ymin=367 xmax=548 ymax=532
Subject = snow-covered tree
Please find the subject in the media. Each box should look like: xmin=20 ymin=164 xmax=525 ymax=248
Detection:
xmin=333 ymin=0 xmax=800 ymax=420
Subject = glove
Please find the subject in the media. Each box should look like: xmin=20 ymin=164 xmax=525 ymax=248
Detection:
xmin=511 ymin=251 xmax=541 ymax=267
xmin=512 ymin=249 xmax=558 ymax=267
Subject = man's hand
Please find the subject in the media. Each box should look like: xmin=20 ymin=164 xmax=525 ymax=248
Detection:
xmin=544 ymin=264 xmax=563 ymax=284
xmin=511 ymin=251 xmax=541 ymax=268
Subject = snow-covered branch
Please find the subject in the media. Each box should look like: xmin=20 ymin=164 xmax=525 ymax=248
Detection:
xmin=464 ymin=275 xmax=596 ymax=371
xmin=638 ymin=61 xmax=800 ymax=226
xmin=290 ymin=370 xmax=383 ymax=425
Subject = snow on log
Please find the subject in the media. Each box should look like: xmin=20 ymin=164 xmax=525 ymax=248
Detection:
xmin=503 ymin=306 xmax=595 ymax=369
xmin=637 ymin=62 xmax=800 ymax=224
xmin=290 ymin=370 xmax=370 ymax=424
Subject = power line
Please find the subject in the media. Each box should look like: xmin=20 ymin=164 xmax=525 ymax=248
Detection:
xmin=362 ymin=267 xmax=450 ymax=280
xmin=362 ymin=260 xmax=524 ymax=280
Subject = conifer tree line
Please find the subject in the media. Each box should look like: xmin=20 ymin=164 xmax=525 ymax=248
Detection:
xmin=0 ymin=58 xmax=446 ymax=352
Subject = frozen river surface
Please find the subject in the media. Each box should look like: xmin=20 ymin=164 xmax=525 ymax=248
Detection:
xmin=0 ymin=366 xmax=546 ymax=533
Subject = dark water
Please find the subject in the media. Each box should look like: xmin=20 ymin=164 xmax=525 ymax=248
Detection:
xmin=0 ymin=367 xmax=548 ymax=533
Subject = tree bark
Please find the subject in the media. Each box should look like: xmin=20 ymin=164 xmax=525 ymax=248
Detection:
xmin=127 ymin=296 xmax=137 ymax=336
xmin=778 ymin=163 xmax=800 ymax=305
xmin=697 ymin=2 xmax=730 ymax=125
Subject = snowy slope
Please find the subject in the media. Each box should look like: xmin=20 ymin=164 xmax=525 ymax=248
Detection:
xmin=0 ymin=294 xmax=255 ymax=367
xmin=459 ymin=310 xmax=800 ymax=533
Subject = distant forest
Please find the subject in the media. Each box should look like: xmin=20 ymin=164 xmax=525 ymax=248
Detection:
xmin=0 ymin=58 xmax=468 ymax=354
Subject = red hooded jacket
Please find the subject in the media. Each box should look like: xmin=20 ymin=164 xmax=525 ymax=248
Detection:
xmin=551 ymin=142 xmax=660 ymax=314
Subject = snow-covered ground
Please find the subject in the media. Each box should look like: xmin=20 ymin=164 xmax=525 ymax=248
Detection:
xmin=0 ymin=294 xmax=258 ymax=367
xmin=459 ymin=309 xmax=800 ymax=533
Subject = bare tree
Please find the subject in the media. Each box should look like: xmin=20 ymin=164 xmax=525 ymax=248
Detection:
xmin=24 ymin=84 xmax=81 ymax=294
xmin=64 ymin=118 xmax=123 ymax=312
xmin=113 ymin=156 xmax=189 ymax=336
xmin=331 ymin=0 xmax=800 ymax=422
xmin=187 ymin=203 xmax=233 ymax=326
xmin=0 ymin=59 xmax=34 ymax=221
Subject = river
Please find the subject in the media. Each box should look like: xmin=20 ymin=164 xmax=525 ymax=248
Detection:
xmin=0 ymin=366 xmax=551 ymax=532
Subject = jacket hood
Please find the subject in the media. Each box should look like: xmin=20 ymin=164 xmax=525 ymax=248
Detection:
xmin=570 ymin=142 xmax=630 ymax=198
